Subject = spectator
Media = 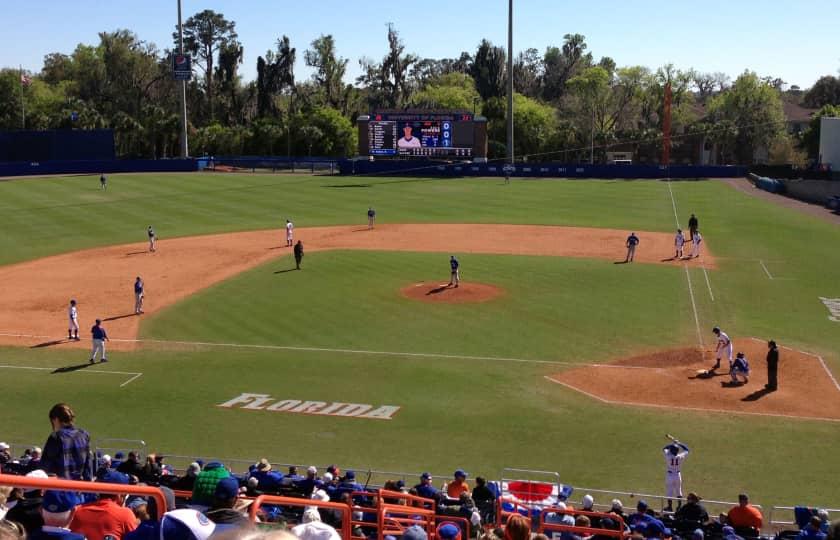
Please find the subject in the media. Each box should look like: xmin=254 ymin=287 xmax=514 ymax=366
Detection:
xmin=5 ymin=470 xmax=50 ymax=535
xmin=446 ymin=470 xmax=470 ymax=499
xmin=249 ymin=460 xmax=283 ymax=494
xmin=581 ymin=494 xmax=601 ymax=527
xmin=140 ymin=454 xmax=161 ymax=483
xmin=293 ymin=466 xmax=318 ymax=497
xmin=437 ymin=522 xmax=462 ymax=540
xmin=41 ymin=404 xmax=93 ymax=481
xmin=726 ymin=494 xmax=763 ymax=531
xmin=117 ymin=452 xmax=143 ymax=478
xmin=335 ymin=470 xmax=363 ymax=502
xmin=675 ymin=493 xmax=709 ymax=525
xmin=628 ymin=501 xmax=656 ymax=529
xmin=29 ymin=490 xmax=83 ymax=540
xmin=402 ymin=525 xmax=428 ymax=540
xmin=172 ymin=463 xmax=202 ymax=492
xmin=610 ymin=499 xmax=625 ymax=519
xmin=69 ymin=471 xmax=138 ymax=540
xmin=644 ymin=520 xmax=672 ymax=540
xmin=205 ymin=477 xmax=249 ymax=533
xmin=0 ymin=486 xmax=12 ymax=521
xmin=95 ymin=455 xmax=112 ymax=480
xmin=291 ymin=508 xmax=341 ymax=540
xmin=414 ymin=473 xmax=439 ymax=500
xmin=285 ymin=466 xmax=303 ymax=483
xmin=321 ymin=472 xmax=337 ymax=500
xmin=123 ymin=487 xmax=177 ymax=540
xmin=800 ymin=517 xmax=828 ymax=540
xmin=505 ymin=514 xmax=531 ymax=540
xmin=159 ymin=509 xmax=216 ymax=540
xmin=24 ymin=447 xmax=43 ymax=473
xmin=127 ymin=499 xmax=150 ymax=523
xmin=722 ymin=525 xmax=744 ymax=540
xmin=0 ymin=443 xmax=10 ymax=466
xmin=111 ymin=452 xmax=125 ymax=470
xmin=827 ymin=520 xmax=840 ymax=540
xmin=191 ymin=462 xmax=230 ymax=508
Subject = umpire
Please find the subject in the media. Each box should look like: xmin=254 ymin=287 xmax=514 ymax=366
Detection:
xmin=766 ymin=340 xmax=779 ymax=390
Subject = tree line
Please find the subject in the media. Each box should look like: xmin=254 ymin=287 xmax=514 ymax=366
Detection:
xmin=1 ymin=9 xmax=839 ymax=164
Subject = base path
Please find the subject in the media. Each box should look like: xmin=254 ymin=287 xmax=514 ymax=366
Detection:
xmin=549 ymin=338 xmax=840 ymax=422
xmin=0 ymin=224 xmax=713 ymax=349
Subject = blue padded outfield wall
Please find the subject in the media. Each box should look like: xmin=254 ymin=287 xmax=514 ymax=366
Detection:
xmin=0 ymin=159 xmax=197 ymax=177
xmin=339 ymin=159 xmax=747 ymax=179
xmin=0 ymin=130 xmax=116 ymax=162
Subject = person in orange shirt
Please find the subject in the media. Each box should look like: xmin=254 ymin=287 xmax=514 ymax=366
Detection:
xmin=446 ymin=470 xmax=470 ymax=499
xmin=726 ymin=493 xmax=763 ymax=531
xmin=69 ymin=471 xmax=138 ymax=540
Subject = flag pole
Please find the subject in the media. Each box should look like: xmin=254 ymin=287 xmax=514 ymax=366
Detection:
xmin=19 ymin=65 xmax=25 ymax=130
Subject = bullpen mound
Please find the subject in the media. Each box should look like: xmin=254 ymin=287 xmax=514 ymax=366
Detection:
xmin=400 ymin=282 xmax=504 ymax=304
xmin=548 ymin=338 xmax=840 ymax=421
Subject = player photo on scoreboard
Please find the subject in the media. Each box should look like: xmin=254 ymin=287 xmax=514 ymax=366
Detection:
xmin=397 ymin=122 xmax=424 ymax=150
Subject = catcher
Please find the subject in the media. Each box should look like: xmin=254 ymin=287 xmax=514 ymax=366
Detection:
xmin=730 ymin=352 xmax=750 ymax=385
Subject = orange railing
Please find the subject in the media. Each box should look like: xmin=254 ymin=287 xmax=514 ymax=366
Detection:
xmin=0 ymin=473 xmax=167 ymax=516
xmin=247 ymin=494 xmax=352 ymax=539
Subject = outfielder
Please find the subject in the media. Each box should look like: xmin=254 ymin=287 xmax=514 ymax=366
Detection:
xmin=663 ymin=436 xmax=690 ymax=512
xmin=99 ymin=173 xmax=107 ymax=191
xmin=89 ymin=318 xmax=109 ymax=363
xmin=675 ymin=229 xmax=685 ymax=259
xmin=68 ymin=299 xmax=80 ymax=341
xmin=147 ymin=226 xmax=156 ymax=252
xmin=134 ymin=276 xmax=145 ymax=314
xmin=730 ymin=352 xmax=750 ymax=384
xmin=691 ymin=231 xmax=703 ymax=258
xmin=449 ymin=256 xmax=460 ymax=288
xmin=285 ymin=219 xmax=294 ymax=247
xmin=712 ymin=326 xmax=732 ymax=370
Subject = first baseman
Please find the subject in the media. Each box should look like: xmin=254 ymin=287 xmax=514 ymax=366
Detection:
xmin=134 ymin=276 xmax=145 ymax=314
xmin=89 ymin=318 xmax=109 ymax=363
xmin=449 ymin=256 xmax=460 ymax=288
xmin=712 ymin=326 xmax=732 ymax=370
xmin=674 ymin=229 xmax=685 ymax=259
xmin=625 ymin=232 xmax=640 ymax=263
xmin=147 ymin=225 xmax=156 ymax=252
xmin=691 ymin=231 xmax=703 ymax=258
xmin=68 ymin=299 xmax=80 ymax=341
xmin=663 ymin=438 xmax=690 ymax=512
xmin=285 ymin=219 xmax=294 ymax=247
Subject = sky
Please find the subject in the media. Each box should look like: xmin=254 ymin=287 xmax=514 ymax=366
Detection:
xmin=1 ymin=0 xmax=838 ymax=89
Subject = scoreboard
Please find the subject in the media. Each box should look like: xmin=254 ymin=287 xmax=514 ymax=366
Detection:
xmin=359 ymin=110 xmax=487 ymax=160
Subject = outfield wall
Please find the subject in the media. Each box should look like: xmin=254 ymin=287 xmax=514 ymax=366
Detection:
xmin=339 ymin=160 xmax=747 ymax=179
xmin=0 ymin=159 xmax=197 ymax=177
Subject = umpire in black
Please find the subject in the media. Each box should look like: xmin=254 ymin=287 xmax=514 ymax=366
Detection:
xmin=294 ymin=240 xmax=304 ymax=270
xmin=766 ymin=340 xmax=779 ymax=390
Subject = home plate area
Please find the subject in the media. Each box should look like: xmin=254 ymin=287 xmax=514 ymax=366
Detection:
xmin=549 ymin=338 xmax=840 ymax=421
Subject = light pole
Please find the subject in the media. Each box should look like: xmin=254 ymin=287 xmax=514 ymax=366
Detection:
xmin=177 ymin=0 xmax=189 ymax=158
xmin=506 ymin=0 xmax=514 ymax=166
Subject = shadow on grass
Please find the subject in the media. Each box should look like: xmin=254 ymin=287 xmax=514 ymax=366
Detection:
xmin=274 ymin=268 xmax=298 ymax=274
xmin=321 ymin=184 xmax=371 ymax=188
xmin=52 ymin=363 xmax=96 ymax=374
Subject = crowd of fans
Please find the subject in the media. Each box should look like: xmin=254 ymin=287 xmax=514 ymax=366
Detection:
xmin=1 ymin=403 xmax=838 ymax=540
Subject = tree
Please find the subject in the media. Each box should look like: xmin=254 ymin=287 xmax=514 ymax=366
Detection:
xmin=298 ymin=125 xmax=323 ymax=157
xmin=177 ymin=9 xmax=238 ymax=121
xmin=513 ymin=48 xmax=542 ymax=98
xmin=356 ymin=24 xmax=417 ymax=108
xmin=706 ymin=71 xmax=786 ymax=164
xmin=486 ymin=93 xmax=559 ymax=160
xmin=803 ymin=75 xmax=840 ymax=108
xmin=542 ymin=34 xmax=593 ymax=101
xmin=304 ymin=35 xmax=348 ymax=109
xmin=470 ymin=39 xmax=506 ymax=101
xmin=411 ymin=73 xmax=480 ymax=110
xmin=801 ymin=104 xmax=840 ymax=159
xmin=256 ymin=36 xmax=295 ymax=119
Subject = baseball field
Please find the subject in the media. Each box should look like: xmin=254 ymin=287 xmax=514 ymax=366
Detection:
xmin=1 ymin=173 xmax=839 ymax=509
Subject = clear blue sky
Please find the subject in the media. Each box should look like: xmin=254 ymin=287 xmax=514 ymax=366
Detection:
xmin=2 ymin=0 xmax=838 ymax=88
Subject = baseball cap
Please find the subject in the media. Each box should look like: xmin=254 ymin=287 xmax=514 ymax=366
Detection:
xmin=421 ymin=472 xmax=432 ymax=480
xmin=307 ymin=466 xmax=317 ymax=475
xmin=115 ymin=452 xmax=124 ymax=459
xmin=25 ymin=469 xmax=48 ymax=492
xmin=42 ymin=490 xmax=80 ymax=513
xmin=102 ymin=454 xmax=111 ymax=462
xmin=344 ymin=470 xmax=356 ymax=480
xmin=403 ymin=525 xmax=429 ymax=540
xmin=214 ymin=477 xmax=240 ymax=500
xmin=322 ymin=472 xmax=333 ymax=482
xmin=647 ymin=519 xmax=671 ymax=537
xmin=582 ymin=494 xmax=594 ymax=509
xmin=454 ymin=469 xmax=467 ymax=478
xmin=637 ymin=500 xmax=648 ymax=511
xmin=438 ymin=523 xmax=461 ymax=540
xmin=161 ymin=509 xmax=216 ymax=540
xmin=100 ymin=470 xmax=130 ymax=485
xmin=0 ymin=442 xmax=10 ymax=450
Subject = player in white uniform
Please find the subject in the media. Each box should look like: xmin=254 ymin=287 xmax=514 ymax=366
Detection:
xmin=663 ymin=438 xmax=690 ymax=512
xmin=148 ymin=225 xmax=156 ymax=252
xmin=712 ymin=326 xmax=733 ymax=370
xmin=285 ymin=219 xmax=294 ymax=247
xmin=397 ymin=126 xmax=422 ymax=149
xmin=674 ymin=229 xmax=685 ymax=259
xmin=68 ymin=299 xmax=79 ymax=341
xmin=691 ymin=231 xmax=703 ymax=258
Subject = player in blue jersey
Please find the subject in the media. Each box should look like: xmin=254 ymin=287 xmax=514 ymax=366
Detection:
xmin=89 ymin=319 xmax=109 ymax=363
xmin=134 ymin=276 xmax=144 ymax=314
xmin=625 ymin=232 xmax=640 ymax=263
xmin=448 ymin=256 xmax=460 ymax=288
xmin=730 ymin=352 xmax=750 ymax=385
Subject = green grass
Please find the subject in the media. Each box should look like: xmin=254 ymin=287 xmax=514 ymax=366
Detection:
xmin=2 ymin=173 xmax=840 ymax=508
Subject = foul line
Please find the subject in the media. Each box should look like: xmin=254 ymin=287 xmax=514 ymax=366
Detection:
xmin=759 ymin=260 xmax=774 ymax=280
xmin=543 ymin=376 xmax=840 ymax=423
xmin=667 ymin=181 xmax=705 ymax=349
xmin=0 ymin=364 xmax=142 ymax=387
xmin=702 ymin=265 xmax=715 ymax=302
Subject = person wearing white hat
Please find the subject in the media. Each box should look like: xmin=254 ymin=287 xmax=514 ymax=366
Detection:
xmin=291 ymin=508 xmax=341 ymax=540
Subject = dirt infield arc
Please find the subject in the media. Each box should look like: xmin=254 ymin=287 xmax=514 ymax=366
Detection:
xmin=0 ymin=223 xmax=714 ymax=349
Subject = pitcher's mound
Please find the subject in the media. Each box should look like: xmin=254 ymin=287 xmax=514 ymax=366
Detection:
xmin=400 ymin=282 xmax=504 ymax=304
xmin=548 ymin=338 xmax=840 ymax=421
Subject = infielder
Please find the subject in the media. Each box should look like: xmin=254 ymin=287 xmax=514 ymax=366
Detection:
xmin=691 ymin=231 xmax=703 ymax=258
xmin=662 ymin=437 xmax=690 ymax=512
xmin=449 ymin=256 xmax=460 ymax=288
xmin=625 ymin=232 xmax=640 ymax=263
xmin=674 ymin=229 xmax=685 ymax=259
xmin=730 ymin=352 xmax=750 ymax=384
xmin=134 ymin=276 xmax=145 ymax=314
xmin=68 ymin=299 xmax=80 ymax=341
xmin=712 ymin=326 xmax=732 ymax=370
xmin=367 ymin=207 xmax=376 ymax=229
xmin=89 ymin=318 xmax=109 ymax=363
xmin=285 ymin=219 xmax=294 ymax=247
xmin=147 ymin=226 xmax=156 ymax=252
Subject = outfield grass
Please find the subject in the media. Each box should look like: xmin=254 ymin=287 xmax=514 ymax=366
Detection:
xmin=2 ymin=173 xmax=840 ymax=507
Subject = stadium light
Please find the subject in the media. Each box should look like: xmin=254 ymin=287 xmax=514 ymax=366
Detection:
xmin=507 ymin=0 xmax=514 ymax=165
xmin=177 ymin=0 xmax=189 ymax=158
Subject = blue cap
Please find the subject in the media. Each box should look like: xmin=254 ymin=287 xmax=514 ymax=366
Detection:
xmin=395 ymin=480 xmax=405 ymax=489
xmin=344 ymin=470 xmax=355 ymax=480
xmin=214 ymin=477 xmax=240 ymax=500
xmin=637 ymin=499 xmax=648 ymax=510
xmin=115 ymin=452 xmax=124 ymax=459
xmin=421 ymin=472 xmax=432 ymax=480
xmin=42 ymin=490 xmax=80 ymax=513
xmin=101 ymin=470 xmax=130 ymax=485
xmin=454 ymin=469 xmax=467 ymax=478
xmin=161 ymin=509 xmax=216 ymax=540
xmin=438 ymin=523 xmax=461 ymax=539
xmin=646 ymin=520 xmax=671 ymax=537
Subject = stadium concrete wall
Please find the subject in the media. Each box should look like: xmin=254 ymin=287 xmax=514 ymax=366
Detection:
xmin=0 ymin=159 xmax=197 ymax=177
xmin=778 ymin=178 xmax=840 ymax=205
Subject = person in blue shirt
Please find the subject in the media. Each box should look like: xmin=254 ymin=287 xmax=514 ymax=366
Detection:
xmin=449 ymin=256 xmax=460 ymax=288
xmin=134 ymin=276 xmax=145 ymax=314
xmin=625 ymin=233 xmax=640 ymax=263
xmin=414 ymin=472 xmax=439 ymax=500
xmin=628 ymin=500 xmax=657 ymax=530
xmin=30 ymin=490 xmax=84 ymax=540
xmin=248 ymin=459 xmax=284 ymax=493
xmin=334 ymin=470 xmax=364 ymax=501
xmin=89 ymin=319 xmax=109 ymax=363
xmin=799 ymin=517 xmax=828 ymax=540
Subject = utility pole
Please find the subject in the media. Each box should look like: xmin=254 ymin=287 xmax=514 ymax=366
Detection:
xmin=19 ymin=65 xmax=25 ymax=130
xmin=177 ymin=0 xmax=189 ymax=157
xmin=590 ymin=108 xmax=595 ymax=164
xmin=506 ymin=0 xmax=514 ymax=166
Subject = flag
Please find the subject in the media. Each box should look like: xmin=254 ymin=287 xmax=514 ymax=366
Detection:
xmin=20 ymin=73 xmax=32 ymax=86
